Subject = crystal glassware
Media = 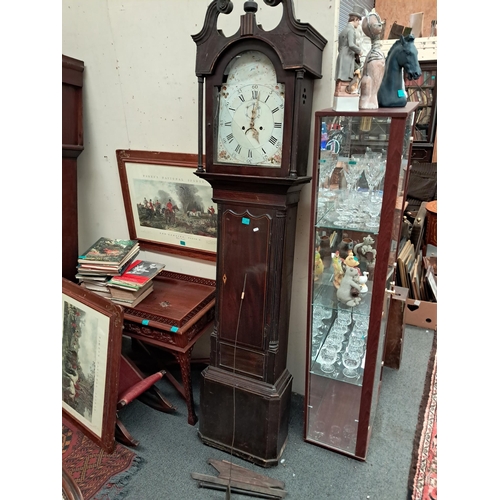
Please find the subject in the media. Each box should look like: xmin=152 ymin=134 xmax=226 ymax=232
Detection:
xmin=364 ymin=156 xmax=386 ymax=197
xmin=332 ymin=319 xmax=349 ymax=335
xmin=342 ymin=351 xmax=361 ymax=378
xmin=319 ymin=346 xmax=339 ymax=375
xmin=346 ymin=343 xmax=364 ymax=360
xmin=337 ymin=309 xmax=352 ymax=325
xmin=347 ymin=336 xmax=365 ymax=350
xmin=312 ymin=304 xmax=331 ymax=332
xmin=365 ymin=193 xmax=383 ymax=229
xmin=329 ymin=425 xmax=342 ymax=447
xmin=323 ymin=336 xmax=343 ymax=358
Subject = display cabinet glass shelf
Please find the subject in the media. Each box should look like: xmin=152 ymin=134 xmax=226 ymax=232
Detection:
xmin=405 ymin=60 xmax=436 ymax=162
xmin=304 ymin=103 xmax=418 ymax=460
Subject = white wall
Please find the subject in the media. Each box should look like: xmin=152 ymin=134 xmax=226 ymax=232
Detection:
xmin=62 ymin=0 xmax=340 ymax=395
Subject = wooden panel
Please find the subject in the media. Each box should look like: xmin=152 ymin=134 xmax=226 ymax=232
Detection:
xmin=384 ymin=286 xmax=408 ymax=369
xmin=62 ymin=55 xmax=84 ymax=281
xmin=62 ymin=55 xmax=84 ymax=150
xmin=62 ymin=158 xmax=78 ymax=281
xmin=376 ymin=0 xmax=437 ymax=39
xmin=62 ymin=85 xmax=81 ymax=147
xmin=219 ymin=209 xmax=271 ymax=350
xmin=219 ymin=343 xmax=265 ymax=379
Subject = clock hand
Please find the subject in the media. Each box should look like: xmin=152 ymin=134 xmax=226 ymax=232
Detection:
xmin=252 ymin=127 xmax=260 ymax=143
xmin=246 ymin=93 xmax=260 ymax=142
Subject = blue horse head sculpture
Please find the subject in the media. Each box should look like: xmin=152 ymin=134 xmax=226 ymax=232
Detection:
xmin=378 ymin=35 xmax=421 ymax=108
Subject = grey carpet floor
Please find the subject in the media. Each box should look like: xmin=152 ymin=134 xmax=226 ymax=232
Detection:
xmin=118 ymin=325 xmax=434 ymax=499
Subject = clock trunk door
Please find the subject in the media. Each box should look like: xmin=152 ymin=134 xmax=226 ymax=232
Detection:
xmin=218 ymin=207 xmax=271 ymax=380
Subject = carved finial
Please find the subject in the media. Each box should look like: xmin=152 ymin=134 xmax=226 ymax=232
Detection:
xmin=244 ymin=1 xmax=258 ymax=13
xmin=216 ymin=0 xmax=233 ymax=14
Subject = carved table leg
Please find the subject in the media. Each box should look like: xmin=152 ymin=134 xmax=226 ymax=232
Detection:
xmin=174 ymin=346 xmax=197 ymax=426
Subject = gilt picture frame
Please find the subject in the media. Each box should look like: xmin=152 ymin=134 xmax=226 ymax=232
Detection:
xmin=62 ymin=278 xmax=123 ymax=453
xmin=116 ymin=150 xmax=216 ymax=261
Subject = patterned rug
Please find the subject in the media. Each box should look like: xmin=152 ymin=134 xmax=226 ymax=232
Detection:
xmin=63 ymin=417 xmax=144 ymax=500
xmin=408 ymin=334 xmax=437 ymax=500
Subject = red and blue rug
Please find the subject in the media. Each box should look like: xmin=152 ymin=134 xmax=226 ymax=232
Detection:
xmin=63 ymin=417 xmax=143 ymax=500
xmin=408 ymin=335 xmax=437 ymax=500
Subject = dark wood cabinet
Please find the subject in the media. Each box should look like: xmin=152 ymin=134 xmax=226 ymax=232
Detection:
xmin=406 ymin=60 xmax=437 ymax=163
xmin=62 ymin=55 xmax=84 ymax=282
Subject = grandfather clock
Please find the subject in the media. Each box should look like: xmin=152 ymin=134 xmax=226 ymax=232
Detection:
xmin=192 ymin=0 xmax=326 ymax=467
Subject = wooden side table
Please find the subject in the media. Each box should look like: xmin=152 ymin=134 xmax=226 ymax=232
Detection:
xmin=121 ymin=271 xmax=215 ymax=425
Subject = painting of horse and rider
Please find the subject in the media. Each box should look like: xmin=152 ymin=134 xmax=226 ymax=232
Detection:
xmin=117 ymin=151 xmax=218 ymax=258
xmin=135 ymin=180 xmax=217 ymax=237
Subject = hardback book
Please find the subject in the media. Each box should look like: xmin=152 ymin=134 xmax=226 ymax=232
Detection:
xmin=76 ymin=249 xmax=140 ymax=276
xmin=78 ymin=237 xmax=139 ymax=266
xmin=79 ymin=279 xmax=110 ymax=292
xmin=107 ymin=260 xmax=165 ymax=290
xmin=109 ymin=280 xmax=153 ymax=300
xmin=109 ymin=285 xmax=154 ymax=308
xmin=80 ymin=282 xmax=112 ymax=298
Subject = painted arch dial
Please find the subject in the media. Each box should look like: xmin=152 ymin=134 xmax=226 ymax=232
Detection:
xmin=216 ymin=51 xmax=284 ymax=167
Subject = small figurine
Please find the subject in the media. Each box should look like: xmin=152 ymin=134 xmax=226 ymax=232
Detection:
xmin=377 ymin=35 xmax=421 ymax=108
xmin=344 ymin=251 xmax=360 ymax=269
xmin=359 ymin=9 xmax=385 ymax=110
xmin=337 ymin=266 xmax=363 ymax=307
xmin=319 ymin=235 xmax=333 ymax=270
xmin=337 ymin=237 xmax=354 ymax=259
xmin=356 ymin=271 xmax=369 ymax=293
xmin=314 ymin=250 xmax=324 ymax=281
xmin=332 ymin=251 xmax=344 ymax=289
xmin=334 ymin=6 xmax=364 ymax=97
xmin=354 ymin=235 xmax=377 ymax=273
xmin=346 ymin=69 xmax=361 ymax=94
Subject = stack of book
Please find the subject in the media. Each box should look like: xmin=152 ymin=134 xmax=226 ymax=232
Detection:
xmin=107 ymin=259 xmax=165 ymax=307
xmin=76 ymin=237 xmax=140 ymax=300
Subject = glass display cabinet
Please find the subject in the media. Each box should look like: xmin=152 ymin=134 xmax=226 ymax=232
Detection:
xmin=304 ymin=103 xmax=418 ymax=460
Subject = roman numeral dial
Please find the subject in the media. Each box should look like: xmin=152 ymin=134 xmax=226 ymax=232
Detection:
xmin=217 ymin=82 xmax=285 ymax=167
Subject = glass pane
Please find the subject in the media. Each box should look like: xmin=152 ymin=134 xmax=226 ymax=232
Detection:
xmin=387 ymin=112 xmax=414 ymax=277
xmin=307 ymin=114 xmax=390 ymax=455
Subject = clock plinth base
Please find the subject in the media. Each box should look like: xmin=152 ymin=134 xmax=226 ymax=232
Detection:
xmin=198 ymin=366 xmax=292 ymax=468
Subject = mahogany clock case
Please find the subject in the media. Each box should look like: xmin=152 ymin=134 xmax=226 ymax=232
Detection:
xmin=192 ymin=0 xmax=327 ymax=467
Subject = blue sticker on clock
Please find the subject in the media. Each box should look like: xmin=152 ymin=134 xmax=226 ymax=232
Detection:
xmin=398 ymin=89 xmax=405 ymax=97
xmin=171 ymin=326 xmax=179 ymax=332
xmin=180 ymin=241 xmax=186 ymax=246
xmin=142 ymin=320 xmax=149 ymax=326
xmin=242 ymin=218 xmax=250 ymax=225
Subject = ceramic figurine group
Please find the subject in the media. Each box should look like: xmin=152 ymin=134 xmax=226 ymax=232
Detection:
xmin=315 ymin=234 xmax=375 ymax=309
xmin=334 ymin=6 xmax=421 ymax=110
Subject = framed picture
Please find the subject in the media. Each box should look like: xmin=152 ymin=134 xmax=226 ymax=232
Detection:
xmin=116 ymin=150 xmax=216 ymax=261
xmin=62 ymin=278 xmax=123 ymax=453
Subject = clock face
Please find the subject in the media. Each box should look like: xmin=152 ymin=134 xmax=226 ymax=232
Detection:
xmin=216 ymin=51 xmax=285 ymax=167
